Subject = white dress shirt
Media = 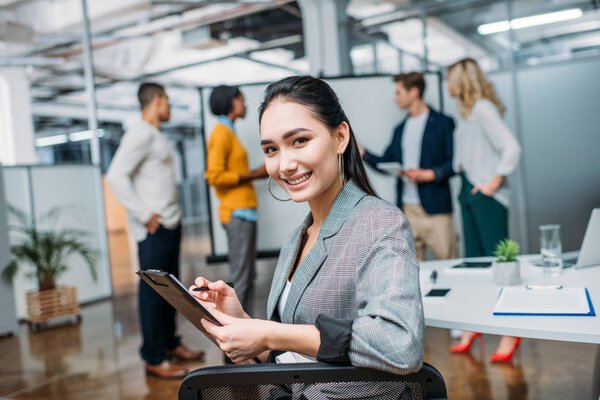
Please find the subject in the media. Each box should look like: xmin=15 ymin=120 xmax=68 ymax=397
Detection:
xmin=277 ymin=279 xmax=292 ymax=319
xmin=107 ymin=120 xmax=181 ymax=242
xmin=454 ymin=99 xmax=521 ymax=207
xmin=401 ymin=111 xmax=428 ymax=205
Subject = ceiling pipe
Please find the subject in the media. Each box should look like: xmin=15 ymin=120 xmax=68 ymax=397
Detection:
xmin=0 ymin=56 xmax=65 ymax=66
xmin=22 ymin=0 xmax=295 ymax=58
xmin=31 ymin=34 xmax=303 ymax=100
xmin=22 ymin=3 xmax=205 ymax=57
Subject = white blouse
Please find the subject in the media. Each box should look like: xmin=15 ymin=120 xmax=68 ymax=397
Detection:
xmin=277 ymin=279 xmax=292 ymax=319
xmin=454 ymin=99 xmax=521 ymax=207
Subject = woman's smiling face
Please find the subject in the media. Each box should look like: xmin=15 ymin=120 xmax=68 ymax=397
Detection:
xmin=260 ymin=100 xmax=346 ymax=204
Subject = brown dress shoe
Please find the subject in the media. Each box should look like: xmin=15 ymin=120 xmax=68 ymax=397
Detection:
xmin=145 ymin=360 xmax=188 ymax=379
xmin=166 ymin=345 xmax=206 ymax=361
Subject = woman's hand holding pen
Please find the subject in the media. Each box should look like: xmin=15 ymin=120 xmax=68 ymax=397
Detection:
xmin=201 ymin=308 xmax=272 ymax=364
xmin=190 ymin=277 xmax=248 ymax=319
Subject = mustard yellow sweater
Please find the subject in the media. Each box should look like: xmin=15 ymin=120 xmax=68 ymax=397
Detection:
xmin=205 ymin=123 xmax=258 ymax=223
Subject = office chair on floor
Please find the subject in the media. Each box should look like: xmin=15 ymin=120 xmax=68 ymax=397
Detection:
xmin=179 ymin=362 xmax=447 ymax=400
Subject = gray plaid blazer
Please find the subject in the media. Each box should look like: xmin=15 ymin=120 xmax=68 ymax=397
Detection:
xmin=267 ymin=180 xmax=424 ymax=375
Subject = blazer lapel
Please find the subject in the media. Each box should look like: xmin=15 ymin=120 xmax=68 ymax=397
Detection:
xmin=267 ymin=215 xmax=311 ymax=320
xmin=280 ymin=237 xmax=328 ymax=323
xmin=280 ymin=181 xmax=367 ymax=323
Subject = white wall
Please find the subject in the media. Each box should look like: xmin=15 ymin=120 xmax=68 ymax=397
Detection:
xmin=0 ymin=68 xmax=36 ymax=165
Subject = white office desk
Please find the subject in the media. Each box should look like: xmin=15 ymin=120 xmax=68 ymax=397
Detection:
xmin=420 ymin=253 xmax=600 ymax=344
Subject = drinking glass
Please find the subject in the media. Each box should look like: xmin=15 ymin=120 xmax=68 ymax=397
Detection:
xmin=539 ymin=224 xmax=563 ymax=277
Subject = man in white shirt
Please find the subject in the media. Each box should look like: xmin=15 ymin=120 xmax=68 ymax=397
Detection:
xmin=361 ymin=73 xmax=456 ymax=260
xmin=107 ymin=83 xmax=203 ymax=379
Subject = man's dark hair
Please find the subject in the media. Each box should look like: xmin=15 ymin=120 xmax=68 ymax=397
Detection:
xmin=138 ymin=82 xmax=165 ymax=109
xmin=393 ymin=72 xmax=426 ymax=98
xmin=209 ymin=85 xmax=242 ymax=116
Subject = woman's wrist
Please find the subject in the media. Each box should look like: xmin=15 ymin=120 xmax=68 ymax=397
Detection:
xmin=490 ymin=175 xmax=505 ymax=192
xmin=263 ymin=322 xmax=292 ymax=352
xmin=263 ymin=323 xmax=320 ymax=357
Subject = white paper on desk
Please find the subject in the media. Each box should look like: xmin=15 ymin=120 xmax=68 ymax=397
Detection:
xmin=493 ymin=287 xmax=591 ymax=315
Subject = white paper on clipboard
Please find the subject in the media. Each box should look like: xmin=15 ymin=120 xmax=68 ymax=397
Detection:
xmin=493 ymin=286 xmax=594 ymax=316
xmin=376 ymin=162 xmax=404 ymax=175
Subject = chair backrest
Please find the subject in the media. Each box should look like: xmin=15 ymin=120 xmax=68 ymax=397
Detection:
xmin=179 ymin=362 xmax=447 ymax=400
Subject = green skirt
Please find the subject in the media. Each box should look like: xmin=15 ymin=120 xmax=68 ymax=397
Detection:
xmin=459 ymin=173 xmax=508 ymax=257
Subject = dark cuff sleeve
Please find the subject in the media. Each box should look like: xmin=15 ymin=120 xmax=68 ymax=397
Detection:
xmin=315 ymin=314 xmax=353 ymax=364
xmin=433 ymin=167 xmax=443 ymax=183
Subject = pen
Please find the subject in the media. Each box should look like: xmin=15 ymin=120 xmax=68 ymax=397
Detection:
xmin=430 ymin=270 xmax=438 ymax=284
xmin=192 ymin=281 xmax=235 ymax=292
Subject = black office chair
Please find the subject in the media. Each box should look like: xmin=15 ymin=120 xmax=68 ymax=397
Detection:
xmin=179 ymin=362 xmax=447 ymax=400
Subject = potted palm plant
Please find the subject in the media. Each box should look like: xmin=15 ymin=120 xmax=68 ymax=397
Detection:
xmin=1 ymin=205 xmax=98 ymax=329
xmin=492 ymin=239 xmax=521 ymax=286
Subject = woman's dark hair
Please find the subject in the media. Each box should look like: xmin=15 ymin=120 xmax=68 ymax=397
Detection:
xmin=209 ymin=85 xmax=242 ymax=116
xmin=259 ymin=76 xmax=377 ymax=197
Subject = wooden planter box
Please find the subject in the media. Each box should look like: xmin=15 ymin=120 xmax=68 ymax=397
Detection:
xmin=26 ymin=286 xmax=81 ymax=329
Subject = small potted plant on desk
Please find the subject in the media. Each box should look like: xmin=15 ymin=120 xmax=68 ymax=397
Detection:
xmin=493 ymin=239 xmax=521 ymax=286
xmin=1 ymin=205 xmax=98 ymax=330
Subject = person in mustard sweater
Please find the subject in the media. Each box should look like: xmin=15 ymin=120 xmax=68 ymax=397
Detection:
xmin=205 ymin=85 xmax=267 ymax=316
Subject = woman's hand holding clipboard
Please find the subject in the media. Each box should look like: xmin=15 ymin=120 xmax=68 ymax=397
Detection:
xmin=137 ymin=270 xmax=262 ymax=363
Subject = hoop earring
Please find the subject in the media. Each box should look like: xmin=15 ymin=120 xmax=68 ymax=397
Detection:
xmin=268 ymin=176 xmax=291 ymax=202
xmin=338 ymin=153 xmax=345 ymax=188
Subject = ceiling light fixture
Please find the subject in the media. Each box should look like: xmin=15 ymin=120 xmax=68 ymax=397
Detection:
xmin=35 ymin=135 xmax=68 ymax=147
xmin=69 ymin=129 xmax=103 ymax=142
xmin=478 ymin=8 xmax=583 ymax=35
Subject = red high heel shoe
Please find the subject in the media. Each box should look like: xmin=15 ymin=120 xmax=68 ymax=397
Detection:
xmin=449 ymin=332 xmax=483 ymax=353
xmin=490 ymin=337 xmax=522 ymax=363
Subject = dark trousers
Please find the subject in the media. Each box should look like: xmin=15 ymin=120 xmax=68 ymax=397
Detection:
xmin=138 ymin=224 xmax=182 ymax=365
xmin=459 ymin=174 xmax=508 ymax=257
xmin=223 ymin=217 xmax=257 ymax=315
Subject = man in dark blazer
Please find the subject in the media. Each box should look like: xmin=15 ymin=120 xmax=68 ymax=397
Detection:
xmin=360 ymin=72 xmax=456 ymax=260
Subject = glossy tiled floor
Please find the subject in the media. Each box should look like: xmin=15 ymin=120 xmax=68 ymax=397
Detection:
xmin=0 ymin=224 xmax=597 ymax=399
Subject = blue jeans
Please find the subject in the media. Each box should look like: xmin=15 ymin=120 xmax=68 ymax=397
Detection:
xmin=138 ymin=224 xmax=182 ymax=365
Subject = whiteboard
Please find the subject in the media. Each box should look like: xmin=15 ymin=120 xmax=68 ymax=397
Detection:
xmin=201 ymin=74 xmax=442 ymax=258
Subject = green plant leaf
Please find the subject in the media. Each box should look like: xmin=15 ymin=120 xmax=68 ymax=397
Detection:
xmin=1 ymin=259 xmax=18 ymax=282
xmin=2 ymin=204 xmax=98 ymax=286
xmin=494 ymin=239 xmax=520 ymax=263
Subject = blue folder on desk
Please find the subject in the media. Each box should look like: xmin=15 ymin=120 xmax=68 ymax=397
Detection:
xmin=493 ymin=287 xmax=596 ymax=317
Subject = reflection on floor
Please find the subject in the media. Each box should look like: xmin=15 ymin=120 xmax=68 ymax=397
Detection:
xmin=0 ymin=224 xmax=597 ymax=399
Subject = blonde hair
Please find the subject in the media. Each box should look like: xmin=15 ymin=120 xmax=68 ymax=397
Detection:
xmin=447 ymin=58 xmax=505 ymax=119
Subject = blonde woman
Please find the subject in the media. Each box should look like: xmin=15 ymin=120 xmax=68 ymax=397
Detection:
xmin=447 ymin=58 xmax=522 ymax=363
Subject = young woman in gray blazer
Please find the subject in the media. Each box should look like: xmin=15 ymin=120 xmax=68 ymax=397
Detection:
xmin=192 ymin=76 xmax=424 ymax=381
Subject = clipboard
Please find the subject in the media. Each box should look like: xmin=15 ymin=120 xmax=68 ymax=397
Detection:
xmin=137 ymin=269 xmax=262 ymax=363
xmin=493 ymin=286 xmax=596 ymax=317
